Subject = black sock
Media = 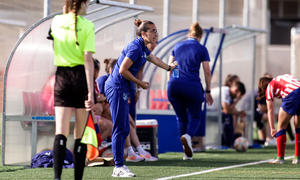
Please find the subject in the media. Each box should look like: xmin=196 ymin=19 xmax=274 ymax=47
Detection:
xmin=73 ymin=139 xmax=87 ymax=180
xmin=53 ymin=134 xmax=67 ymax=179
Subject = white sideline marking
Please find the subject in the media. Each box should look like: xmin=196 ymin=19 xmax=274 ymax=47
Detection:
xmin=155 ymin=156 xmax=294 ymax=180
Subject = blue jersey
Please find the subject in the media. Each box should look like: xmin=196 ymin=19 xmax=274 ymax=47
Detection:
xmin=169 ymin=38 xmax=210 ymax=84
xmin=96 ymin=73 xmax=109 ymax=95
xmin=105 ymin=37 xmax=151 ymax=90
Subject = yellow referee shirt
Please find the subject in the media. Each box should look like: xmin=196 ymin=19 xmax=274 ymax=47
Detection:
xmin=51 ymin=13 xmax=96 ymax=67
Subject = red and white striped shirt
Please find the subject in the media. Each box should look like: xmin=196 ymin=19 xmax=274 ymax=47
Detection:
xmin=266 ymin=74 xmax=300 ymax=101
xmin=94 ymin=81 xmax=100 ymax=94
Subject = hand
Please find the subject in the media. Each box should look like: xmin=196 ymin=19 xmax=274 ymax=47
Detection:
xmin=236 ymin=92 xmax=243 ymax=101
xmin=96 ymin=93 xmax=106 ymax=103
xmin=169 ymin=62 xmax=178 ymax=71
xmin=85 ymin=92 xmax=94 ymax=111
xmin=91 ymin=103 xmax=103 ymax=116
xmin=138 ymin=81 xmax=150 ymax=90
xmin=271 ymin=128 xmax=277 ymax=137
xmin=239 ymin=111 xmax=247 ymax=118
xmin=205 ymin=93 xmax=213 ymax=106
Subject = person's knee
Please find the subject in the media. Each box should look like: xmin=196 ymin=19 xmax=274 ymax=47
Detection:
xmin=98 ymin=120 xmax=106 ymax=132
xmin=294 ymin=116 xmax=300 ymax=129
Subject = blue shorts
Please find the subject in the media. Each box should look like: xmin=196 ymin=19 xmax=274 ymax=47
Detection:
xmin=281 ymin=88 xmax=300 ymax=116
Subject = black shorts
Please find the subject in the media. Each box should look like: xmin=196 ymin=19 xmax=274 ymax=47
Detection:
xmin=254 ymin=110 xmax=264 ymax=130
xmin=54 ymin=65 xmax=88 ymax=108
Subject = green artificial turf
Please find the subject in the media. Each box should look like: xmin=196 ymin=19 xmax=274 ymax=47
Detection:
xmin=0 ymin=145 xmax=298 ymax=179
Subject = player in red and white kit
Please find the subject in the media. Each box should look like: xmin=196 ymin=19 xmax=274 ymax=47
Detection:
xmin=257 ymin=74 xmax=300 ymax=164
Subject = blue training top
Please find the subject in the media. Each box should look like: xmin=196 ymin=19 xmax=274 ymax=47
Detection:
xmin=105 ymin=36 xmax=151 ymax=90
xmin=169 ymin=38 xmax=210 ymax=84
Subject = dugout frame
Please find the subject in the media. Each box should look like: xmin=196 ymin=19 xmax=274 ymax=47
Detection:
xmin=1 ymin=0 xmax=153 ymax=166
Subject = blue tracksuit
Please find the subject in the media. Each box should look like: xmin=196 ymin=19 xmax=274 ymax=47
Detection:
xmin=168 ymin=38 xmax=210 ymax=138
xmin=105 ymin=37 xmax=150 ymax=167
xmin=129 ymin=82 xmax=136 ymax=121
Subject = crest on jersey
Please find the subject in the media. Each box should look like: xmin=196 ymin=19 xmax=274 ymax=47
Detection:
xmin=123 ymin=92 xmax=128 ymax=101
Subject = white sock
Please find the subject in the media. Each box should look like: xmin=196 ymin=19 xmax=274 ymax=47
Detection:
xmin=136 ymin=145 xmax=147 ymax=156
xmin=126 ymin=146 xmax=135 ymax=157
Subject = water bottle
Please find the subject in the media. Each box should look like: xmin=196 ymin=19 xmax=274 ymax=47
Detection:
xmin=173 ymin=61 xmax=179 ymax=78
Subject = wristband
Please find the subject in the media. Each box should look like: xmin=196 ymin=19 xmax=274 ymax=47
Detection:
xmin=167 ymin=65 xmax=171 ymax=71
xmin=206 ymin=90 xmax=211 ymax=93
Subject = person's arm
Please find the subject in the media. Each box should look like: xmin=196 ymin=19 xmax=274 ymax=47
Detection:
xmin=222 ymin=93 xmax=243 ymax=115
xmin=84 ymin=51 xmax=95 ymax=111
xmin=119 ymin=57 xmax=149 ymax=89
xmin=147 ymin=54 xmax=176 ymax=72
xmin=266 ymin=100 xmax=277 ymax=137
xmin=202 ymin=61 xmax=213 ymax=106
xmin=167 ymin=55 xmax=175 ymax=80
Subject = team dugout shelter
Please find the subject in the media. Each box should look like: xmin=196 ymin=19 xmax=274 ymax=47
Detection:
xmin=2 ymin=0 xmax=266 ymax=166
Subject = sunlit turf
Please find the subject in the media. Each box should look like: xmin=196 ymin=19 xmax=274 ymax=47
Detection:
xmin=0 ymin=145 xmax=298 ymax=179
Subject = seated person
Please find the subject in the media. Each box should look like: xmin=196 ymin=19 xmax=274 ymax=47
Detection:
xmin=220 ymin=81 xmax=246 ymax=147
xmin=207 ymin=74 xmax=240 ymax=111
xmin=91 ymin=58 xmax=112 ymax=146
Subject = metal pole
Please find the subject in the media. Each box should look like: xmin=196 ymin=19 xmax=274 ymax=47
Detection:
xmin=218 ymin=0 xmax=225 ymax=148
xmin=219 ymin=0 xmax=226 ymax=28
xmin=249 ymin=36 xmax=256 ymax=145
xmin=31 ymin=121 xmax=37 ymax=160
xmin=129 ymin=0 xmax=136 ymax=4
xmin=43 ymin=0 xmax=52 ymax=18
xmin=130 ymin=0 xmax=137 ymax=38
xmin=261 ymin=0 xmax=268 ymax=76
xmin=243 ymin=0 xmax=249 ymax=27
xmin=163 ymin=0 xmax=170 ymax=37
xmin=218 ymin=51 xmax=223 ymax=148
xmin=162 ymin=0 xmax=170 ymax=91
xmin=193 ymin=0 xmax=199 ymax=23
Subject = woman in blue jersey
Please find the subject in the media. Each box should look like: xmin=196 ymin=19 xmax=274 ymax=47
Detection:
xmin=105 ymin=19 xmax=177 ymax=177
xmin=167 ymin=22 xmax=213 ymax=160
xmin=49 ymin=0 xmax=94 ymax=180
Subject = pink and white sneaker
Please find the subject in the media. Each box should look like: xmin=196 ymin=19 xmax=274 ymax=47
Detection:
xmin=140 ymin=152 xmax=158 ymax=161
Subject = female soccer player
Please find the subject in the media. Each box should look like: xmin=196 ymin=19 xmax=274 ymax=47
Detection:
xmin=257 ymin=74 xmax=300 ymax=164
xmin=167 ymin=22 xmax=213 ymax=160
xmin=105 ymin=19 xmax=176 ymax=177
xmin=49 ymin=0 xmax=95 ymax=179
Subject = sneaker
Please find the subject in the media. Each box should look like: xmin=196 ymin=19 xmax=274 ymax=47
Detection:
xmin=183 ymin=154 xmax=192 ymax=160
xmin=140 ymin=152 xmax=158 ymax=161
xmin=269 ymin=157 xmax=285 ymax=164
xmin=265 ymin=138 xmax=277 ymax=146
xmin=292 ymin=157 xmax=300 ymax=164
xmin=112 ymin=165 xmax=136 ymax=177
xmin=126 ymin=154 xmax=145 ymax=162
xmin=180 ymin=134 xmax=193 ymax=159
xmin=290 ymin=140 xmax=295 ymax=145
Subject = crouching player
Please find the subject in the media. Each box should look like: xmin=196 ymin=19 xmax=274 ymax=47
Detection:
xmin=257 ymin=74 xmax=300 ymax=164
